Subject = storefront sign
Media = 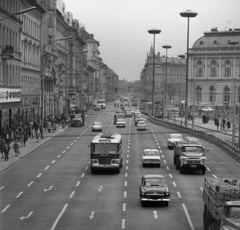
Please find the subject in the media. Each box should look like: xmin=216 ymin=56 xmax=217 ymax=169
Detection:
xmin=0 ymin=88 xmax=21 ymax=103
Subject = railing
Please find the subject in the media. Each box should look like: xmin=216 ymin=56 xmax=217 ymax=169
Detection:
xmin=144 ymin=113 xmax=240 ymax=163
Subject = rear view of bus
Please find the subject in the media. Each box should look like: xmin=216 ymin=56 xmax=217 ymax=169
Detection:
xmin=90 ymin=133 xmax=123 ymax=174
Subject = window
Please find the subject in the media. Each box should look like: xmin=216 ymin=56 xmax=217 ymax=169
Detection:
xmin=196 ymin=86 xmax=202 ymax=102
xmin=196 ymin=60 xmax=204 ymax=77
xmin=223 ymin=86 xmax=230 ymax=103
xmin=49 ymin=13 xmax=53 ymax=26
xmin=210 ymin=60 xmax=217 ymax=77
xmin=224 ymin=60 xmax=231 ymax=78
xmin=209 ymin=86 xmax=216 ymax=102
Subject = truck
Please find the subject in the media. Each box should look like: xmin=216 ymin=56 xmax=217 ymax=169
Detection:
xmin=203 ymin=177 xmax=240 ymax=230
xmin=97 ymin=99 xmax=106 ymax=109
xmin=173 ymin=137 xmax=207 ymax=174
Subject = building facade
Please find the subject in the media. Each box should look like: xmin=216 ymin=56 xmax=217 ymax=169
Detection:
xmin=188 ymin=28 xmax=240 ymax=111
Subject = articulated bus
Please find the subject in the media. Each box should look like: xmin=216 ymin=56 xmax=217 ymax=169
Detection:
xmin=89 ymin=133 xmax=123 ymax=174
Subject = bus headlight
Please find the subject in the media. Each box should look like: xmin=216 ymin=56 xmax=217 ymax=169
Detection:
xmin=111 ymin=159 xmax=119 ymax=165
xmin=91 ymin=159 xmax=99 ymax=165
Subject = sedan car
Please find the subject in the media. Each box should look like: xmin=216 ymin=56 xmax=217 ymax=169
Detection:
xmin=137 ymin=121 xmax=147 ymax=131
xmin=116 ymin=118 xmax=126 ymax=128
xmin=139 ymin=175 xmax=170 ymax=206
xmin=92 ymin=122 xmax=103 ymax=132
xmin=167 ymin=134 xmax=183 ymax=149
xmin=94 ymin=106 xmax=101 ymax=111
xmin=142 ymin=149 xmax=160 ymax=167
xmin=125 ymin=111 xmax=132 ymax=118
xmin=135 ymin=117 xmax=146 ymax=126
xmin=201 ymin=107 xmax=214 ymax=112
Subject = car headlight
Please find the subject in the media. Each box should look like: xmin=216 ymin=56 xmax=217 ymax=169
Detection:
xmin=141 ymin=192 xmax=146 ymax=196
xmin=111 ymin=159 xmax=119 ymax=164
xmin=201 ymin=158 xmax=206 ymax=165
xmin=181 ymin=157 xmax=187 ymax=164
xmin=91 ymin=159 xmax=99 ymax=165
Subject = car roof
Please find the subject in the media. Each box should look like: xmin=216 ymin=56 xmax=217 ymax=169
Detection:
xmin=143 ymin=174 xmax=165 ymax=179
xmin=144 ymin=149 xmax=159 ymax=151
xmin=170 ymin=134 xmax=182 ymax=137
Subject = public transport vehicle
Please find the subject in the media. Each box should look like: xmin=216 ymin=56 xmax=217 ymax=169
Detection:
xmin=97 ymin=98 xmax=106 ymax=109
xmin=89 ymin=133 xmax=123 ymax=174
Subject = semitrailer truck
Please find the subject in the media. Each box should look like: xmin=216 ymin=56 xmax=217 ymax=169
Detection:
xmin=203 ymin=177 xmax=240 ymax=230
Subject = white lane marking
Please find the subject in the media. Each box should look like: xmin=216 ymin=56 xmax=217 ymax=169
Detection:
xmin=124 ymin=181 xmax=127 ymax=186
xmin=52 ymin=160 xmax=55 ymax=164
xmin=77 ymin=137 xmax=80 ymax=139
xmin=153 ymin=211 xmax=158 ymax=219
xmin=126 ymin=160 xmax=129 ymax=164
xmin=122 ymin=203 xmax=126 ymax=211
xmin=44 ymin=186 xmax=54 ymax=192
xmin=70 ymin=191 xmax=75 ymax=198
xmin=124 ymin=191 xmax=127 ymax=198
xmin=182 ymin=204 xmax=195 ymax=230
xmin=89 ymin=211 xmax=95 ymax=220
xmin=177 ymin=192 xmax=182 ymax=198
xmin=128 ymin=146 xmax=129 ymax=149
xmin=28 ymin=181 xmax=34 ymax=187
xmin=57 ymin=155 xmax=61 ymax=158
xmin=169 ymin=173 xmax=172 ymax=178
xmin=70 ymin=143 xmax=73 ymax=146
xmin=207 ymin=167 xmax=211 ymax=171
xmin=125 ymin=173 xmax=128 ymax=177
xmin=45 ymin=166 xmax=49 ymax=170
xmin=121 ymin=219 xmax=125 ymax=229
xmin=20 ymin=211 xmax=33 ymax=220
xmin=81 ymin=173 xmax=85 ymax=178
xmin=156 ymin=143 xmax=159 ymax=145
xmin=74 ymin=140 xmax=76 ymax=142
xmin=166 ymin=166 xmax=169 ymax=170
xmin=213 ymin=174 xmax=218 ymax=178
xmin=62 ymin=150 xmax=66 ymax=153
xmin=162 ymin=155 xmax=164 ymax=158
xmin=66 ymin=146 xmax=70 ymax=149
xmin=37 ymin=173 xmax=42 ymax=178
xmin=160 ymin=150 xmax=162 ymax=152
xmin=200 ymin=187 xmax=203 ymax=192
xmin=127 ymin=150 xmax=129 ymax=153
xmin=16 ymin=191 xmax=23 ymax=198
xmin=76 ymin=181 xmax=81 ymax=187
xmin=1 ymin=204 xmax=10 ymax=213
xmin=163 ymin=160 xmax=166 ymax=164
xmin=0 ymin=186 xmax=5 ymax=190
xmin=51 ymin=204 xmax=68 ymax=230
xmin=85 ymin=166 xmax=88 ymax=170
xmin=126 ymin=166 xmax=128 ymax=170
xmin=173 ymin=182 xmax=177 ymax=187
xmin=127 ymin=154 xmax=129 ymax=158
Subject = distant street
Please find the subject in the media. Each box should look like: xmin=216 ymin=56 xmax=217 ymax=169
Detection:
xmin=1 ymin=103 xmax=240 ymax=230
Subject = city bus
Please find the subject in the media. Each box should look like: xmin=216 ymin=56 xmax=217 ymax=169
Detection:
xmin=89 ymin=133 xmax=123 ymax=174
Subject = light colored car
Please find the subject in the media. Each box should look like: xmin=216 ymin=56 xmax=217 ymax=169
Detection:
xmin=92 ymin=122 xmax=103 ymax=132
xmin=142 ymin=149 xmax=161 ymax=167
xmin=167 ymin=134 xmax=183 ymax=149
xmin=116 ymin=118 xmax=126 ymax=128
xmin=137 ymin=120 xmax=147 ymax=131
xmin=201 ymin=107 xmax=214 ymax=112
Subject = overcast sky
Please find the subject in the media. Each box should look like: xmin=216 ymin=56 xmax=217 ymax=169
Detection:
xmin=64 ymin=0 xmax=239 ymax=81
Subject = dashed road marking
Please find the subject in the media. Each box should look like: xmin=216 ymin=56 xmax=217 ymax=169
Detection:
xmin=124 ymin=181 xmax=127 ymax=186
xmin=121 ymin=219 xmax=125 ymax=229
xmin=200 ymin=187 xmax=203 ymax=192
xmin=177 ymin=192 xmax=182 ymax=198
xmin=126 ymin=166 xmax=128 ymax=170
xmin=173 ymin=182 xmax=177 ymax=187
xmin=62 ymin=150 xmax=66 ymax=153
xmin=169 ymin=173 xmax=172 ymax=178
xmin=1 ymin=204 xmax=10 ymax=213
xmin=52 ymin=160 xmax=55 ymax=164
xmin=122 ymin=203 xmax=126 ymax=211
xmin=37 ymin=173 xmax=42 ymax=178
xmin=81 ymin=173 xmax=85 ymax=178
xmin=0 ymin=186 xmax=4 ymax=190
xmin=166 ymin=166 xmax=169 ymax=170
xmin=28 ymin=181 xmax=34 ymax=187
xmin=162 ymin=155 xmax=164 ymax=158
xmin=45 ymin=166 xmax=49 ymax=170
xmin=125 ymin=173 xmax=128 ymax=177
xmin=85 ymin=166 xmax=88 ymax=170
xmin=207 ymin=167 xmax=211 ymax=171
xmin=126 ymin=160 xmax=129 ymax=164
xmin=76 ymin=181 xmax=81 ymax=187
xmin=66 ymin=146 xmax=70 ymax=149
xmin=213 ymin=174 xmax=217 ymax=178
xmin=57 ymin=155 xmax=61 ymax=158
xmin=16 ymin=191 xmax=23 ymax=198
xmin=182 ymin=204 xmax=195 ymax=230
xmin=163 ymin=160 xmax=166 ymax=164
xmin=124 ymin=191 xmax=127 ymax=198
xmin=70 ymin=143 xmax=73 ymax=145
xmin=70 ymin=191 xmax=75 ymax=198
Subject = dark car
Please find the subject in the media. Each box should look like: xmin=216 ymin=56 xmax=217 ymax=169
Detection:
xmin=71 ymin=117 xmax=83 ymax=127
xmin=135 ymin=117 xmax=146 ymax=126
xmin=114 ymin=113 xmax=125 ymax=124
xmin=139 ymin=174 xmax=170 ymax=206
xmin=94 ymin=106 xmax=101 ymax=111
xmin=125 ymin=111 xmax=132 ymax=118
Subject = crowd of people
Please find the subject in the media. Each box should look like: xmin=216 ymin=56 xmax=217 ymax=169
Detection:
xmin=214 ymin=117 xmax=231 ymax=132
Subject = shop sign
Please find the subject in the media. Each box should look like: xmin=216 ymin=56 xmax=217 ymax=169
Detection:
xmin=0 ymin=88 xmax=21 ymax=103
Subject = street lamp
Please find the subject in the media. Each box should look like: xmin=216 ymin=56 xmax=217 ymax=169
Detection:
xmin=40 ymin=36 xmax=73 ymax=139
xmin=228 ymin=40 xmax=239 ymax=146
xmin=178 ymin=54 xmax=185 ymax=103
xmin=180 ymin=10 xmax=198 ymax=127
xmin=162 ymin=45 xmax=171 ymax=120
xmin=0 ymin=6 xmax=37 ymax=21
xmin=148 ymin=28 xmax=161 ymax=116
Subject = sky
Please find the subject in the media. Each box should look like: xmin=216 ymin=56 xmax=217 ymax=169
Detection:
xmin=63 ymin=0 xmax=240 ymax=81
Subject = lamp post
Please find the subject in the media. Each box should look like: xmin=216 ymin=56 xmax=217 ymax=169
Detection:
xmin=180 ymin=10 xmax=198 ymax=127
xmin=40 ymin=36 xmax=73 ymax=139
xmin=162 ymin=45 xmax=171 ymax=120
xmin=0 ymin=6 xmax=37 ymax=21
xmin=228 ymin=41 xmax=239 ymax=146
xmin=148 ymin=28 xmax=161 ymax=116
xmin=178 ymin=55 xmax=185 ymax=103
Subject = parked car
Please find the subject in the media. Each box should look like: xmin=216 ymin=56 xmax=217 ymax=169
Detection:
xmin=92 ymin=122 xmax=103 ymax=132
xmin=116 ymin=118 xmax=126 ymax=128
xmin=201 ymin=107 xmax=214 ymax=112
xmin=142 ymin=149 xmax=161 ymax=167
xmin=139 ymin=174 xmax=170 ymax=206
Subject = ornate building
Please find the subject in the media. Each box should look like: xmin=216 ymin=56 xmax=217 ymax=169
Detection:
xmin=188 ymin=28 xmax=240 ymax=110
xmin=140 ymin=46 xmax=186 ymax=105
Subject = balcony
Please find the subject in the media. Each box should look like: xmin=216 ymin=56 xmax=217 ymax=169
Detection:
xmin=223 ymin=75 xmax=232 ymax=78
xmin=209 ymin=75 xmax=218 ymax=78
xmin=195 ymin=75 xmax=204 ymax=78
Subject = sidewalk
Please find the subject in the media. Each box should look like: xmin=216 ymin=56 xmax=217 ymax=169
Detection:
xmin=0 ymin=125 xmax=67 ymax=173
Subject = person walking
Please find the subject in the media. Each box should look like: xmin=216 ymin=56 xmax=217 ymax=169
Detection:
xmin=4 ymin=143 xmax=10 ymax=161
xmin=47 ymin=121 xmax=52 ymax=133
xmin=0 ymin=138 xmax=5 ymax=159
xmin=13 ymin=140 xmax=20 ymax=156
xmin=29 ymin=121 xmax=33 ymax=138
xmin=81 ymin=113 xmax=85 ymax=126
xmin=36 ymin=129 xmax=40 ymax=143
xmin=23 ymin=130 xmax=28 ymax=147
xmin=216 ymin=118 xmax=220 ymax=131
xmin=226 ymin=119 xmax=231 ymax=132
xmin=20 ymin=133 xmax=24 ymax=147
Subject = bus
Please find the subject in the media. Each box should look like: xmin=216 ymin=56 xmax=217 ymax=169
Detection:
xmin=89 ymin=133 xmax=123 ymax=174
xmin=97 ymin=99 xmax=106 ymax=109
xmin=131 ymin=97 xmax=138 ymax=107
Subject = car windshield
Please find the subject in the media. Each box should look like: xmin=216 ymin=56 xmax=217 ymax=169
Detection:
xmin=170 ymin=134 xmax=182 ymax=139
xmin=144 ymin=178 xmax=166 ymax=187
xmin=93 ymin=122 xmax=101 ymax=126
xmin=138 ymin=121 xmax=145 ymax=125
xmin=144 ymin=150 xmax=159 ymax=156
xmin=93 ymin=143 xmax=118 ymax=154
xmin=226 ymin=206 xmax=240 ymax=218
xmin=182 ymin=146 xmax=203 ymax=152
xmin=117 ymin=119 xmax=125 ymax=122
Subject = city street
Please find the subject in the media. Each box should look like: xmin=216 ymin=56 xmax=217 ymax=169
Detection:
xmin=1 ymin=103 xmax=240 ymax=230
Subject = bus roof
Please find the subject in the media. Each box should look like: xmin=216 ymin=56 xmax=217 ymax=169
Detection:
xmin=92 ymin=133 xmax=122 ymax=143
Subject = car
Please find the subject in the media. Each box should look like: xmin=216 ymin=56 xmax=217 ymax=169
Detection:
xmin=137 ymin=120 xmax=147 ymax=131
xmin=116 ymin=109 xmax=123 ymax=114
xmin=133 ymin=110 xmax=141 ymax=116
xmin=116 ymin=118 xmax=126 ymax=128
xmin=94 ymin=106 xmax=101 ymax=111
xmin=167 ymin=134 xmax=183 ymax=149
xmin=71 ymin=117 xmax=83 ymax=127
xmin=114 ymin=113 xmax=125 ymax=124
xmin=139 ymin=174 xmax=170 ymax=206
xmin=92 ymin=122 xmax=103 ymax=132
xmin=125 ymin=111 xmax=132 ymax=118
xmin=142 ymin=149 xmax=160 ymax=167
xmin=135 ymin=116 xmax=146 ymax=126
xmin=201 ymin=107 xmax=214 ymax=112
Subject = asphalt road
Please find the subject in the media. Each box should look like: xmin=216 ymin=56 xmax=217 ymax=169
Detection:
xmin=0 ymin=103 xmax=240 ymax=230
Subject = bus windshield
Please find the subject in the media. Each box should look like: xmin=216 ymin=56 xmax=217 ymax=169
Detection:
xmin=93 ymin=143 xmax=118 ymax=154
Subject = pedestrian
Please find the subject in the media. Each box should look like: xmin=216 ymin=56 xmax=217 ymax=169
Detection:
xmin=33 ymin=120 xmax=39 ymax=135
xmin=36 ymin=129 xmax=40 ymax=143
xmin=47 ymin=121 xmax=52 ymax=133
xmin=20 ymin=133 xmax=24 ymax=147
xmin=226 ymin=120 xmax=231 ymax=131
xmin=29 ymin=121 xmax=33 ymax=138
xmin=4 ymin=143 xmax=10 ymax=161
xmin=0 ymin=138 xmax=5 ymax=159
xmin=23 ymin=131 xmax=28 ymax=147
xmin=13 ymin=140 xmax=20 ymax=156
xmin=81 ymin=113 xmax=85 ymax=126
xmin=216 ymin=118 xmax=219 ymax=131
